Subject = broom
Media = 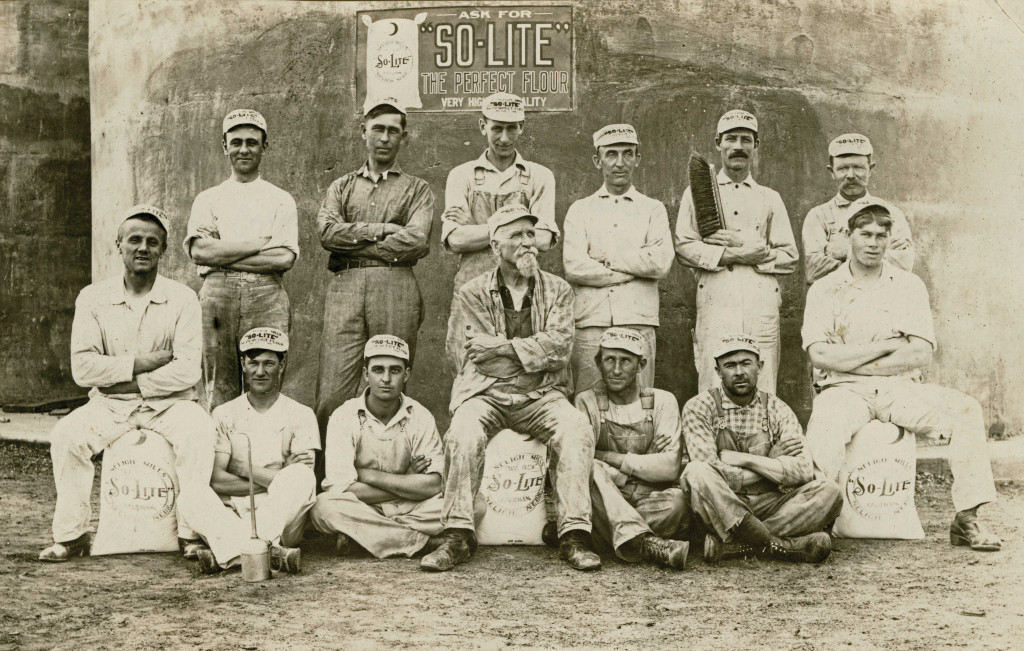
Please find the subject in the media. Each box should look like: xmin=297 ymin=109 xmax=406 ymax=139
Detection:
xmin=688 ymin=152 xmax=726 ymax=238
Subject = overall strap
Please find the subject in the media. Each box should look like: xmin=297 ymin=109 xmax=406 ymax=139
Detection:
xmin=474 ymin=167 xmax=486 ymax=186
xmin=639 ymin=388 xmax=655 ymax=422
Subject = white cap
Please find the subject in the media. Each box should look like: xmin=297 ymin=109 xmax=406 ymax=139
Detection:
xmin=713 ymin=333 xmax=761 ymax=360
xmin=122 ymin=204 xmax=170 ymax=235
xmin=481 ymin=92 xmax=526 ymax=122
xmin=593 ymin=124 xmax=639 ymax=149
xmin=239 ymin=327 xmax=289 ymax=353
xmin=363 ymin=96 xmax=407 ymax=116
xmin=829 ymin=133 xmax=873 ymax=157
xmin=364 ymin=335 xmax=410 ymax=361
xmin=599 ymin=327 xmax=645 ymax=357
xmin=487 ymin=203 xmax=538 ymax=239
xmin=222 ymin=109 xmax=267 ymax=135
xmin=716 ymin=109 xmax=758 ymax=136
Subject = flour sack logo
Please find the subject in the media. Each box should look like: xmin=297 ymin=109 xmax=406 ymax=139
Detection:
xmin=362 ymin=12 xmax=426 ymax=113
xmin=103 ymin=433 xmax=177 ymax=522
xmin=483 ymin=451 xmax=546 ymax=516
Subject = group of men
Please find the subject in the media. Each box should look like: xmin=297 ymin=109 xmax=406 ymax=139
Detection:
xmin=38 ymin=92 xmax=1000 ymax=576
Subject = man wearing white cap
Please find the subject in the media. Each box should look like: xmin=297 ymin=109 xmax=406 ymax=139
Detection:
xmin=680 ymin=334 xmax=842 ymax=564
xmin=571 ymin=327 xmax=690 ymax=570
xmin=424 ymin=205 xmax=600 ymax=572
xmin=311 ymin=335 xmax=444 ymax=559
xmin=442 ymin=92 xmax=557 ymax=291
xmin=40 ymin=206 xmax=218 ymax=562
xmin=180 ymin=327 xmax=317 ymax=574
xmin=185 ymin=109 xmax=299 ymax=410
xmin=675 ymin=109 xmax=799 ymax=394
xmin=802 ymin=133 xmax=914 ymax=284
xmin=804 ymin=203 xmax=1000 ymax=551
xmin=315 ymin=97 xmax=434 ymax=458
xmin=563 ymin=124 xmax=673 ymax=395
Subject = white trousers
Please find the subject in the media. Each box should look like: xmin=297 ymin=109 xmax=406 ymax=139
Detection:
xmin=806 ymin=379 xmax=997 ymax=513
xmin=178 ymin=463 xmax=316 ymax=566
xmin=310 ymin=490 xmax=443 ymax=559
xmin=49 ymin=399 xmax=216 ymax=542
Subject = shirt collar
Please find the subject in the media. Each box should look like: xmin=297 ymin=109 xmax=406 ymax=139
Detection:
xmin=833 ymin=191 xmax=873 ymax=208
xmin=596 ymin=184 xmax=640 ymax=201
xmin=835 ymin=259 xmax=897 ymax=287
xmin=109 ymin=275 xmax=169 ymax=305
xmin=720 ymin=390 xmax=763 ymax=410
xmin=359 ymin=161 xmax=403 ymax=181
xmin=717 ymin=168 xmax=756 ymax=188
xmin=475 ymin=150 xmax=526 ymax=174
xmin=357 ymin=388 xmax=413 ymax=429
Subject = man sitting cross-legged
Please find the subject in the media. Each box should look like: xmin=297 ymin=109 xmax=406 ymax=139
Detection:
xmin=681 ymin=334 xmax=842 ymax=564
xmin=180 ymin=327 xmax=318 ymax=574
xmin=568 ymin=327 xmax=690 ymax=570
xmin=311 ymin=335 xmax=444 ymax=559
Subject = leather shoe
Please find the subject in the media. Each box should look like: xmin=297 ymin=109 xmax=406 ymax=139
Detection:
xmin=271 ymin=544 xmax=302 ymax=573
xmin=703 ymin=533 xmax=756 ymax=564
xmin=559 ymin=530 xmax=601 ymax=571
xmin=39 ymin=533 xmax=91 ymax=563
xmin=639 ymin=534 xmax=688 ymax=570
xmin=759 ymin=532 xmax=832 ymax=564
xmin=950 ymin=515 xmax=1001 ymax=552
xmin=178 ymin=537 xmax=208 ymax=560
xmin=334 ymin=533 xmax=352 ymax=556
xmin=196 ymin=548 xmax=222 ymax=575
xmin=541 ymin=521 xmax=559 ymax=549
xmin=420 ymin=529 xmax=475 ymax=572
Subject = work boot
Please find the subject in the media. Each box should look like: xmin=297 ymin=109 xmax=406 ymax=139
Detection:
xmin=703 ymin=533 xmax=757 ymax=564
xmin=639 ymin=534 xmax=688 ymax=570
xmin=196 ymin=548 xmax=222 ymax=575
xmin=271 ymin=544 xmax=302 ymax=573
xmin=418 ymin=534 xmax=446 ymax=556
xmin=178 ymin=537 xmax=208 ymax=560
xmin=420 ymin=529 xmax=475 ymax=572
xmin=334 ymin=533 xmax=352 ymax=556
xmin=559 ymin=530 xmax=601 ymax=571
xmin=541 ymin=521 xmax=559 ymax=549
xmin=758 ymin=532 xmax=832 ymax=564
xmin=950 ymin=511 xmax=1001 ymax=552
xmin=38 ymin=532 xmax=91 ymax=563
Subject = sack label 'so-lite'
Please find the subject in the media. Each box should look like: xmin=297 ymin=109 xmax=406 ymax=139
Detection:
xmin=483 ymin=452 xmax=546 ymax=517
xmin=844 ymin=456 xmax=915 ymax=521
xmin=103 ymin=458 xmax=176 ymax=521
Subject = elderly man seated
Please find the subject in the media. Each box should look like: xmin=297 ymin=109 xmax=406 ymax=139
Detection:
xmin=422 ymin=204 xmax=599 ymax=572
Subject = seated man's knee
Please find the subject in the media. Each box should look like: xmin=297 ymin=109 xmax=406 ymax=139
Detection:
xmin=277 ymin=463 xmax=316 ymax=493
xmin=681 ymin=460 xmax=719 ymax=489
xmin=447 ymin=401 xmax=492 ymax=447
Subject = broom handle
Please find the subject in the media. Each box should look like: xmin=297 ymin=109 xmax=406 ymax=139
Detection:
xmin=236 ymin=432 xmax=259 ymax=539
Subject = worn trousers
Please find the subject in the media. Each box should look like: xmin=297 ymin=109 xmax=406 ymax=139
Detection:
xmin=178 ymin=464 xmax=316 ymax=567
xmin=443 ymin=390 xmax=595 ymax=537
xmin=571 ymin=325 xmax=656 ymax=397
xmin=310 ymin=490 xmax=443 ymax=558
xmin=590 ymin=459 xmax=688 ymax=562
xmin=806 ymin=379 xmax=997 ymax=513
xmin=200 ymin=271 xmax=290 ymax=410
xmin=682 ymin=461 xmax=842 ymax=542
xmin=49 ymin=399 xmax=216 ymax=542
xmin=314 ymin=267 xmax=423 ymax=437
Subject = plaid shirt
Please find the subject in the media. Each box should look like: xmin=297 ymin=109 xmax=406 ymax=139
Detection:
xmin=681 ymin=389 xmax=812 ymax=492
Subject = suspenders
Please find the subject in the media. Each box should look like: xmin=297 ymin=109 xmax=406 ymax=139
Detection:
xmin=710 ymin=387 xmax=773 ymax=440
xmin=596 ymin=388 xmax=655 ymax=426
xmin=474 ymin=164 xmax=532 ymax=188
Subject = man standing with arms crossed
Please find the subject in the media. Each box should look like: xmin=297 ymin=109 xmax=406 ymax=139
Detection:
xmin=802 ymin=134 xmax=914 ymax=285
xmin=442 ymin=92 xmax=557 ymax=292
xmin=675 ymin=110 xmax=799 ymax=394
xmin=315 ymin=98 xmax=433 ymax=449
xmin=185 ymin=109 xmax=299 ymax=409
xmin=563 ymin=124 xmax=673 ymax=394
xmin=40 ymin=206 xmax=217 ymax=562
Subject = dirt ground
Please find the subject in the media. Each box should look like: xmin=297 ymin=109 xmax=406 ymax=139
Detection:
xmin=2 ymin=441 xmax=1022 ymax=651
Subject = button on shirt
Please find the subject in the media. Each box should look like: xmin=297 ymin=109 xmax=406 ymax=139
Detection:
xmin=185 ymin=176 xmax=300 ymax=277
xmin=317 ymin=162 xmax=434 ymax=272
xmin=442 ymin=151 xmax=559 ymax=246
xmin=682 ymin=390 xmax=811 ymax=493
xmin=70 ymin=275 xmax=202 ymax=420
xmin=322 ymin=391 xmax=444 ymax=492
xmin=563 ymin=185 xmax=673 ymax=328
xmin=802 ymin=193 xmax=914 ymax=284
xmin=802 ymin=261 xmax=936 ymax=388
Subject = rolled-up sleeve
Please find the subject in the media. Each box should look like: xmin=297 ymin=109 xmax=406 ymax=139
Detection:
xmin=136 ymin=291 xmax=203 ymax=398
xmin=322 ymin=412 xmax=359 ymax=492
xmin=70 ymin=289 xmax=134 ymax=388
xmin=675 ymin=187 xmax=726 ymax=271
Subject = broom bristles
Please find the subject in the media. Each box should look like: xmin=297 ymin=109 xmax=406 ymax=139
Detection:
xmin=688 ymin=152 xmax=725 ymax=238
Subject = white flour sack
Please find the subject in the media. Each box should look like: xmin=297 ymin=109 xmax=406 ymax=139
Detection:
xmin=833 ymin=421 xmax=924 ymax=539
xmin=91 ymin=429 xmax=179 ymax=555
xmin=474 ymin=429 xmax=548 ymax=545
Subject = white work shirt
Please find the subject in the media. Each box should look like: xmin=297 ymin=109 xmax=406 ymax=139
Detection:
xmin=562 ymin=185 xmax=673 ymax=328
xmin=185 ymin=176 xmax=299 ymax=276
xmin=322 ymin=391 xmax=444 ymax=492
xmin=802 ymin=261 xmax=936 ymax=388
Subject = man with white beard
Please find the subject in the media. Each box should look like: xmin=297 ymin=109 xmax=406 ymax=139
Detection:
xmin=423 ymin=204 xmax=599 ymax=573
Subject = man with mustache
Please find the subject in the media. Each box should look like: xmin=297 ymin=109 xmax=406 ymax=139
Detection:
xmin=563 ymin=124 xmax=673 ymax=395
xmin=40 ymin=206 xmax=218 ymax=563
xmin=185 ymin=109 xmax=299 ymax=410
xmin=804 ymin=203 xmax=1000 ymax=551
xmin=802 ymin=134 xmax=914 ymax=284
xmin=681 ymin=334 xmax=842 ymax=565
xmin=314 ymin=97 xmax=433 ymax=471
xmin=423 ymin=204 xmax=600 ymax=572
xmin=675 ymin=110 xmax=799 ymax=394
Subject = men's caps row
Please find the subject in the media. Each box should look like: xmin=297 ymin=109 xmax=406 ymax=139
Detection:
xmin=365 ymin=334 xmax=410 ymax=361
xmin=239 ymin=327 xmax=289 ymax=353
xmin=599 ymin=327 xmax=645 ymax=357
xmin=363 ymin=92 xmax=528 ymax=121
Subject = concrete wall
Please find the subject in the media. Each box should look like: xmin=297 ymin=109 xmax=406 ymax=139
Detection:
xmin=0 ymin=0 xmax=90 ymax=407
xmin=89 ymin=0 xmax=1024 ymax=432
